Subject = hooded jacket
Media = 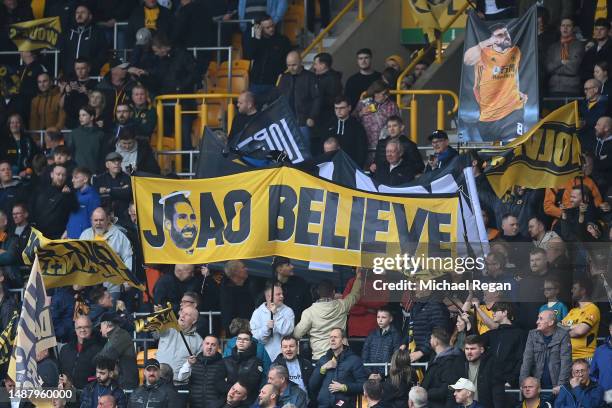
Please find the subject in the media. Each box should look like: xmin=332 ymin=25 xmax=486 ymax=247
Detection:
xmin=519 ymin=327 xmax=572 ymax=388
xmin=115 ymin=140 xmax=160 ymax=175
xmin=129 ymin=379 xmax=180 ymax=408
xmin=29 ymin=86 xmax=66 ymax=130
xmin=58 ymin=335 xmax=104 ymax=389
xmin=66 ymin=184 xmax=101 ymax=238
xmin=223 ymin=343 xmax=264 ymax=403
xmin=325 ymin=116 xmax=368 ymax=167
xmin=421 ymin=347 xmax=464 ymax=408
xmin=250 ymin=302 xmax=294 ymax=360
xmin=309 ymin=348 xmax=368 ymax=408
xmin=178 ymin=352 xmax=228 ymax=408
xmin=96 ymin=326 xmax=139 ymax=389
xmin=65 ymin=125 xmax=105 ymax=173
xmin=554 ymin=380 xmax=604 ymax=408
xmin=294 ymin=277 xmax=362 ymax=360
xmin=590 ymin=337 xmax=612 ymax=391
xmin=59 ymin=23 xmax=108 ymax=75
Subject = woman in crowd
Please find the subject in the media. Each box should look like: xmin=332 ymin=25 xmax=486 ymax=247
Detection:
xmin=65 ymin=106 xmax=104 ymax=173
xmin=594 ymin=61 xmax=610 ymax=97
xmin=88 ymin=90 xmax=111 ymax=131
xmin=0 ymin=113 xmax=37 ymax=177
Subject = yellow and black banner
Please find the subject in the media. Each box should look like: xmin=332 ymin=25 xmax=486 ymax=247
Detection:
xmin=483 ymin=102 xmax=582 ymax=197
xmin=407 ymin=0 xmax=467 ymax=41
xmin=9 ymin=17 xmax=61 ymax=51
xmin=22 ymin=228 xmax=145 ymax=291
xmin=135 ymin=303 xmax=180 ymax=333
xmin=133 ymin=166 xmax=460 ymax=266
xmin=0 ymin=311 xmax=18 ymax=366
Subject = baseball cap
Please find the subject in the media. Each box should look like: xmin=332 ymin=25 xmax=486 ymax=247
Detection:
xmin=145 ymin=359 xmax=161 ymax=369
xmin=428 ymin=130 xmax=449 ymax=141
xmin=271 ymin=256 xmax=291 ymax=270
xmin=110 ymin=58 xmax=130 ymax=70
xmin=449 ymin=378 xmax=476 ymax=392
xmin=135 ymin=28 xmax=152 ymax=46
xmin=97 ymin=311 xmax=121 ymax=326
xmin=105 ymin=152 xmax=123 ymax=162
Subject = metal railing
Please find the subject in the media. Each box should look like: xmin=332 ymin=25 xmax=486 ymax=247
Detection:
xmin=389 ymin=89 xmax=460 ymax=143
xmin=154 ymin=150 xmax=199 ymax=178
xmin=395 ymin=1 xmax=472 ymax=93
xmin=0 ymin=49 xmax=60 ymax=78
xmin=25 ymin=129 xmax=72 ymax=148
xmin=301 ymin=0 xmax=364 ymax=57
xmin=113 ymin=21 xmax=129 ymax=49
xmin=154 ymin=93 xmax=239 ymax=171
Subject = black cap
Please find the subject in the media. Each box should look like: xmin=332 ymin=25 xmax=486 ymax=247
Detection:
xmin=594 ymin=18 xmax=611 ymax=29
xmin=105 ymin=151 xmax=122 ymax=162
xmin=109 ymin=58 xmax=130 ymax=70
xmin=428 ymin=130 xmax=449 ymax=141
xmin=144 ymin=359 xmax=160 ymax=369
xmin=271 ymin=256 xmax=291 ymax=270
xmin=97 ymin=311 xmax=121 ymax=326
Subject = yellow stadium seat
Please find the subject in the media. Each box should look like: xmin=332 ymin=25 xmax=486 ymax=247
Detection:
xmin=206 ymin=61 xmax=218 ymax=90
xmin=137 ymin=348 xmax=158 ymax=385
xmin=217 ymin=72 xmax=249 ymax=93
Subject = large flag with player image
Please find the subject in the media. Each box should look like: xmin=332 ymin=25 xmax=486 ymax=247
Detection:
xmin=8 ymin=257 xmax=56 ymax=390
xmin=458 ymin=6 xmax=539 ymax=143
xmin=22 ymin=228 xmax=145 ymax=290
xmin=228 ymin=96 xmax=311 ymax=164
xmin=481 ymin=101 xmax=582 ymax=197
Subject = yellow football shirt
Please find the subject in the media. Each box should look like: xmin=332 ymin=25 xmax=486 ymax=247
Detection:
xmin=476 ymin=305 xmax=494 ymax=335
xmin=562 ymin=303 xmax=600 ymax=359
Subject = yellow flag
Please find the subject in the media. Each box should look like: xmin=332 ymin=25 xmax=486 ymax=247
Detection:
xmin=9 ymin=17 xmax=61 ymax=51
xmin=135 ymin=303 xmax=180 ymax=333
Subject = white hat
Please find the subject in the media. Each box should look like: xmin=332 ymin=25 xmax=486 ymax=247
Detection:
xmin=135 ymin=28 xmax=152 ymax=46
xmin=449 ymin=378 xmax=476 ymax=392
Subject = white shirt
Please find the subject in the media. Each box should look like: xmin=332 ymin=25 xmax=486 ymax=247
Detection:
xmin=286 ymin=358 xmax=306 ymax=392
xmin=250 ymin=303 xmax=295 ymax=360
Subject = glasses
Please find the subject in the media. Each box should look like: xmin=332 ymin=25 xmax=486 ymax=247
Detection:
xmin=572 ymin=369 xmax=587 ymax=373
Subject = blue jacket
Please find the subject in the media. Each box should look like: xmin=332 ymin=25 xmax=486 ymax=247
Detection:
xmin=362 ymin=325 xmax=401 ymax=374
xmin=309 ymin=348 xmax=368 ymax=408
xmin=590 ymin=337 xmax=612 ymax=391
xmin=553 ymin=381 xmax=604 ymax=408
xmin=238 ymin=0 xmax=287 ymax=29
xmin=79 ymin=379 xmax=127 ymax=408
xmin=50 ymin=287 xmax=76 ymax=343
xmin=66 ymin=185 xmax=100 ymax=238
xmin=223 ymin=336 xmax=272 ymax=374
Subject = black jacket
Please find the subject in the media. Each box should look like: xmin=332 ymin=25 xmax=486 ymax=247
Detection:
xmin=325 ymin=117 xmax=368 ymax=167
xmin=126 ymin=5 xmax=173 ymax=48
xmin=223 ymin=344 xmax=263 ymax=403
xmin=91 ymin=171 xmax=132 ymax=224
xmin=129 ymin=380 xmax=180 ymax=408
xmin=62 ymin=78 xmax=98 ymax=129
xmin=421 ymin=347 xmax=464 ymax=408
xmin=0 ymin=292 xmax=16 ymax=330
xmin=59 ymin=23 xmax=109 ymax=75
xmin=458 ymin=353 xmax=505 ymax=408
xmin=593 ymin=136 xmax=612 ymax=194
xmin=374 ymin=159 xmax=418 ymax=186
xmin=96 ymin=326 xmax=139 ymax=389
xmin=278 ymin=275 xmax=312 ymax=325
xmin=401 ymin=301 xmax=451 ymax=360
xmin=481 ymin=324 xmax=526 ymax=387
xmin=171 ymin=1 xmax=214 ymax=49
xmin=276 ymin=69 xmax=321 ymax=126
xmin=0 ymin=179 xmax=28 ymax=219
xmin=272 ymin=354 xmax=314 ymax=388
xmin=140 ymin=48 xmax=198 ymax=96
xmin=80 ymin=379 xmax=127 ymax=408
xmin=242 ymin=33 xmax=292 ymax=86
xmin=580 ymin=38 xmax=612 ymax=83
xmin=0 ymin=133 xmax=38 ymax=173
xmin=316 ymin=70 xmax=343 ymax=127
xmin=188 ymin=352 xmax=229 ymax=408
xmin=58 ymin=336 xmax=104 ymax=389
xmin=374 ymin=136 xmax=423 ymax=175
xmin=309 ymin=348 xmax=368 ymax=408
xmin=30 ymin=183 xmax=78 ymax=239
xmin=153 ymin=273 xmax=203 ymax=314
xmin=219 ymin=277 xmax=256 ymax=333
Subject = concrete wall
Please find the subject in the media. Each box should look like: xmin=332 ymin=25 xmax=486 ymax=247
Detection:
xmin=329 ymin=0 xmax=412 ymax=80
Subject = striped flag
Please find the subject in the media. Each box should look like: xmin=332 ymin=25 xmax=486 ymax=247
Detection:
xmin=0 ymin=311 xmax=18 ymax=365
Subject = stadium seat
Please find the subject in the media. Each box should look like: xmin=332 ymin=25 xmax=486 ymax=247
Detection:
xmin=283 ymin=5 xmax=305 ymax=45
xmin=206 ymin=61 xmax=218 ymax=90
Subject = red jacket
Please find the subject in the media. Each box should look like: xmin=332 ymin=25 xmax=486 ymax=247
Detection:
xmin=342 ymin=276 xmax=389 ymax=337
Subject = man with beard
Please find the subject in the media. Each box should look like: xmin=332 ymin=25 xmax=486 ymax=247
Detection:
xmin=105 ymin=103 xmax=135 ymax=154
xmin=79 ymin=207 xmax=133 ymax=303
xmin=223 ymin=330 xmax=264 ymax=404
xmin=561 ymin=279 xmax=601 ymax=360
xmin=92 ymin=152 xmax=132 ymax=225
xmin=160 ymin=191 xmax=198 ymax=253
xmin=464 ymin=24 xmax=528 ymax=142
xmin=129 ymin=359 xmax=179 ymax=408
xmin=253 ymin=384 xmax=280 ymax=408
xmin=79 ymin=357 xmax=127 ymax=408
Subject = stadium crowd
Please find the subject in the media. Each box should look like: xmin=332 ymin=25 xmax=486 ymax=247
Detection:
xmin=0 ymin=0 xmax=610 ymax=408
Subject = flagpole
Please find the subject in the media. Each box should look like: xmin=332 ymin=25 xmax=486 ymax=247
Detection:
xmin=179 ymin=331 xmax=193 ymax=355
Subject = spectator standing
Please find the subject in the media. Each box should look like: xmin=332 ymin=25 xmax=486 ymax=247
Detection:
xmin=561 ymin=279 xmax=601 ymax=360
xmin=459 ymin=335 xmax=505 ymax=408
xmin=294 ymin=269 xmax=363 ymax=361
xmin=178 ymin=335 xmax=229 ymax=408
xmin=223 ymin=330 xmax=264 ymax=404
xmin=242 ymin=15 xmax=292 ymax=96
xmin=579 ymin=78 xmax=608 ymax=153
xmin=361 ymin=306 xmax=401 ymax=375
xmin=30 ymin=164 xmax=77 ymax=239
xmin=594 ymin=61 xmax=611 ymax=96
xmin=592 ymin=116 xmax=612 ymax=194
xmin=60 ymin=58 xmax=98 ymax=129
xmin=325 ymin=96 xmax=368 ymax=167
xmin=250 ymin=281 xmax=294 ymax=360
xmin=520 ymin=310 xmax=572 ymax=397
xmin=220 ymin=260 xmax=257 ymax=334
xmin=313 ymin=53 xmax=343 ymax=138
xmin=545 ymin=18 xmax=584 ymax=97
xmin=309 ymin=328 xmax=368 ymax=408
xmin=92 ymin=152 xmax=132 ymax=224
xmin=154 ymin=264 xmax=203 ymax=313
xmin=65 ymin=105 xmax=105 ymax=173
xmin=171 ymin=0 xmax=215 ymax=78
xmin=223 ymin=318 xmax=272 ymax=374
xmin=126 ymin=0 xmax=173 ymax=48
xmin=276 ymin=50 xmax=321 ymax=154
xmin=12 ymin=51 xmax=47 ymax=122
xmin=0 ymin=113 xmax=38 ymax=177
xmin=130 ymin=85 xmax=157 ymax=140
xmin=554 ymin=359 xmax=604 ymax=408
xmin=58 ymin=316 xmax=103 ymax=389
xmin=59 ymin=3 xmax=108 ymax=76
xmin=378 ymin=349 xmax=414 ymax=408
xmin=129 ymin=359 xmax=179 ymax=408
xmin=272 ymin=335 xmax=313 ymax=394
xmin=420 ymin=328 xmax=463 ymax=408
xmin=114 ymin=128 xmax=160 ymax=174
xmin=267 ymin=364 xmax=307 ymax=408
xmin=589 ymin=321 xmax=612 ymax=391
xmin=238 ymin=0 xmax=288 ymax=29
xmin=9 ymin=203 xmax=30 ymax=261
xmin=29 ymin=72 xmax=66 ymax=131
xmin=345 ymin=49 xmax=382 ymax=109
xmin=78 ymin=357 xmax=127 ymax=408
xmin=66 ymin=167 xmax=100 ymax=238
xmin=580 ymin=18 xmax=612 ymax=83
xmin=96 ymin=313 xmax=139 ymax=389
xmin=97 ymin=61 xmax=136 ymax=125
xmin=0 ymin=162 xmax=27 ymax=219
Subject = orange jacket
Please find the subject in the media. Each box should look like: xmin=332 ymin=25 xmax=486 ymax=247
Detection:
xmin=29 ymin=86 xmax=65 ymax=130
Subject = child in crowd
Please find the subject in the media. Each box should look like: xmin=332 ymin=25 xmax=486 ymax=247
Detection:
xmin=539 ymin=279 xmax=568 ymax=321
xmin=361 ymin=305 xmax=402 ymax=375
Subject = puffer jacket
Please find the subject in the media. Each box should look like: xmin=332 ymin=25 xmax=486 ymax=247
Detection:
xmin=294 ymin=277 xmax=362 ymax=360
xmin=182 ymin=352 xmax=228 ymax=408
xmin=66 ymin=185 xmax=101 ymax=238
xmin=309 ymin=348 xmax=368 ymax=408
xmin=29 ymin=86 xmax=65 ymax=130
xmin=554 ymin=380 xmax=604 ymax=408
xmin=128 ymin=379 xmax=180 ymax=408
xmin=519 ymin=327 xmax=572 ymax=388
xmin=361 ymin=325 xmax=401 ymax=375
xmin=223 ymin=343 xmax=263 ymax=403
xmin=420 ymin=347 xmax=464 ymax=408
xmin=79 ymin=379 xmax=127 ymax=408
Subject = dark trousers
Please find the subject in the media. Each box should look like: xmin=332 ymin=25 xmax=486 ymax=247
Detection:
xmin=307 ymin=0 xmax=331 ymax=32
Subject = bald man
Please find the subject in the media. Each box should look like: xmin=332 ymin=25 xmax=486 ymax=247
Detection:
xmin=520 ymin=310 xmax=572 ymax=395
xmin=276 ymin=50 xmax=321 ymax=155
xmin=79 ymin=207 xmax=133 ymax=302
xmin=579 ymin=78 xmax=608 ymax=152
xmin=593 ymin=116 xmax=612 ymax=193
xmin=229 ymin=91 xmax=259 ymax=140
